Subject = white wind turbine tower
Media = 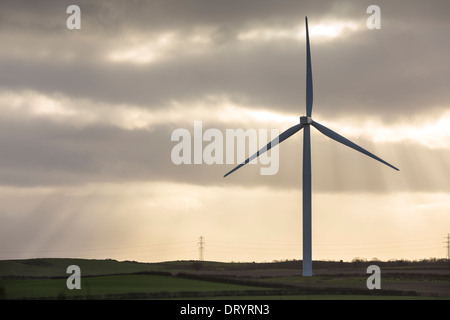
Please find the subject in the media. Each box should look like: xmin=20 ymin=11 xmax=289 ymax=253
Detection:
xmin=224 ymin=17 xmax=399 ymax=276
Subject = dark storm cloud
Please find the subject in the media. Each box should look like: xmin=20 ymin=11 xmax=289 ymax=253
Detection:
xmin=0 ymin=0 xmax=340 ymax=33
xmin=1 ymin=0 xmax=449 ymax=118
xmin=2 ymin=28 xmax=448 ymax=119
xmin=0 ymin=0 xmax=449 ymax=192
xmin=0 ymin=116 xmax=173 ymax=186
xmin=0 ymin=115 xmax=448 ymax=193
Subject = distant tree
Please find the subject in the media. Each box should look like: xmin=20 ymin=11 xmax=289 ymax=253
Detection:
xmin=396 ymin=259 xmax=406 ymax=266
xmin=351 ymin=257 xmax=367 ymax=264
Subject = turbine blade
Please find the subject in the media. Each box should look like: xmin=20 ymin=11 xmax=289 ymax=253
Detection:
xmin=305 ymin=16 xmax=313 ymax=117
xmin=311 ymin=120 xmax=399 ymax=171
xmin=224 ymin=123 xmax=304 ymax=177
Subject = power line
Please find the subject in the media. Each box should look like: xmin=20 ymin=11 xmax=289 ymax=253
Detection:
xmin=198 ymin=236 xmax=205 ymax=261
xmin=445 ymin=233 xmax=450 ymax=259
xmin=0 ymin=235 xmax=445 ymax=262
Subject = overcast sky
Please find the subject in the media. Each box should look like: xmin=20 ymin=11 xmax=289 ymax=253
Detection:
xmin=0 ymin=0 xmax=449 ymax=263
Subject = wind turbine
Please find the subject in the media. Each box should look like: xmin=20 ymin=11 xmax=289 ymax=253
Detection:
xmin=224 ymin=17 xmax=399 ymax=277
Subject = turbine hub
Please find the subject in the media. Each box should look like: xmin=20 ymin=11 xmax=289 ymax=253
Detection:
xmin=300 ymin=116 xmax=312 ymax=124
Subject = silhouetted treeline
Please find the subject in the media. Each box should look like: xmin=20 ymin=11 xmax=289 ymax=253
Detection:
xmin=173 ymin=258 xmax=450 ymax=271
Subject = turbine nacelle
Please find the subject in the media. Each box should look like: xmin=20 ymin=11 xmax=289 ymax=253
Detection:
xmin=300 ymin=116 xmax=312 ymax=125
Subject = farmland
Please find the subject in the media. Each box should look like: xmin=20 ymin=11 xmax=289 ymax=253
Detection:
xmin=0 ymin=258 xmax=448 ymax=300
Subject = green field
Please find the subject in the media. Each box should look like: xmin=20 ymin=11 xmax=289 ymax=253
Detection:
xmin=0 ymin=258 xmax=165 ymax=278
xmin=2 ymin=275 xmax=447 ymax=300
xmin=0 ymin=274 xmax=272 ymax=299
xmin=0 ymin=258 xmax=448 ymax=300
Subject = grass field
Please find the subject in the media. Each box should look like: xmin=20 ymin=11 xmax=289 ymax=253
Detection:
xmin=0 ymin=274 xmax=272 ymax=299
xmin=0 ymin=258 xmax=448 ymax=300
xmin=2 ymin=275 xmax=447 ymax=300
xmin=0 ymin=258 xmax=165 ymax=278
